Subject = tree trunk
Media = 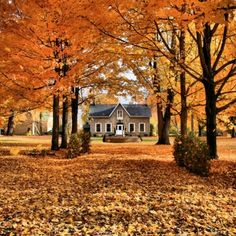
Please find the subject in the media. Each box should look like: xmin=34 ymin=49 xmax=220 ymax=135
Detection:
xmin=39 ymin=112 xmax=43 ymax=135
xmin=180 ymin=73 xmax=187 ymax=136
xmin=156 ymin=102 xmax=171 ymax=144
xmin=157 ymin=102 xmax=163 ymax=139
xmin=198 ymin=121 xmax=204 ymax=137
xmin=179 ymin=29 xmax=188 ymax=136
xmin=61 ymin=96 xmax=69 ymax=149
xmin=157 ymin=117 xmax=170 ymax=144
xmin=157 ymin=89 xmax=174 ymax=145
xmin=204 ymin=83 xmax=218 ymax=159
xmin=191 ymin=111 xmax=194 ymax=134
xmin=198 ymin=123 xmax=202 ymax=137
xmin=71 ymin=87 xmax=79 ymax=134
xmin=154 ymin=79 xmax=172 ymax=145
xmin=231 ymin=127 xmax=235 ymax=138
xmin=204 ymin=26 xmax=217 ymax=158
xmin=51 ymin=94 xmax=60 ymax=150
xmin=152 ymin=57 xmax=169 ymax=144
xmin=196 ymin=23 xmax=217 ymax=159
xmin=6 ymin=113 xmax=14 ymax=136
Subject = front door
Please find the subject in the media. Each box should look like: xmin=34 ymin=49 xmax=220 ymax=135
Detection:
xmin=116 ymin=124 xmax=124 ymax=135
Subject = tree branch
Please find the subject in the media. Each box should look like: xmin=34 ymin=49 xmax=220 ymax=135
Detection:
xmin=214 ymin=58 xmax=236 ymax=75
xmin=217 ymin=98 xmax=236 ymax=113
xmin=212 ymin=15 xmax=228 ymax=73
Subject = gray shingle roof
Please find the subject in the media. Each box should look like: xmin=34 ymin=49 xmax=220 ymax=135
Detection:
xmin=89 ymin=104 xmax=116 ymax=117
xmin=89 ymin=104 xmax=151 ymax=117
xmin=123 ymin=104 xmax=151 ymax=117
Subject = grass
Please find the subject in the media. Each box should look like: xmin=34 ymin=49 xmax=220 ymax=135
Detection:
xmin=0 ymin=136 xmax=235 ymax=235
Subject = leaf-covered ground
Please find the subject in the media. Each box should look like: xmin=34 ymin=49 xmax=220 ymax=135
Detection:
xmin=0 ymin=137 xmax=235 ymax=235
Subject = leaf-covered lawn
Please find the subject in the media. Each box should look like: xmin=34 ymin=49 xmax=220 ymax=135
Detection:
xmin=0 ymin=139 xmax=235 ymax=235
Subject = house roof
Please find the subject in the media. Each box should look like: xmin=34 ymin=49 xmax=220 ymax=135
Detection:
xmin=89 ymin=103 xmax=151 ymax=118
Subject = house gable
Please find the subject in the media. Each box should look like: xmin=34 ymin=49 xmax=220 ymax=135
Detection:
xmin=109 ymin=103 xmax=130 ymax=118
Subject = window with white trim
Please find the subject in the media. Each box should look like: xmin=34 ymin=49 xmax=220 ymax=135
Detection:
xmin=106 ymin=123 xmax=112 ymax=133
xmin=129 ymin=123 xmax=135 ymax=132
xmin=117 ymin=110 xmax=123 ymax=120
xmin=95 ymin=123 xmax=102 ymax=133
xmin=139 ymin=123 xmax=145 ymax=132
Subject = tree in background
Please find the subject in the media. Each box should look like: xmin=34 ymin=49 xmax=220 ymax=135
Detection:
xmin=83 ymin=0 xmax=236 ymax=158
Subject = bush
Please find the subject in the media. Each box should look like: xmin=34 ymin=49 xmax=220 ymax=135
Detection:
xmin=150 ymin=123 xmax=155 ymax=136
xmin=67 ymin=133 xmax=81 ymax=159
xmin=173 ymin=134 xmax=211 ymax=176
xmin=169 ymin=126 xmax=180 ymax=136
xmin=67 ymin=131 xmax=91 ymax=158
xmin=79 ymin=130 xmax=91 ymax=154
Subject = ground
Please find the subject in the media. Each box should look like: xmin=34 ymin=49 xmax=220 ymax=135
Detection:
xmin=0 ymin=136 xmax=235 ymax=235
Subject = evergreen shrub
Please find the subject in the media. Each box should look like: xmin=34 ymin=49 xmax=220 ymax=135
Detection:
xmin=67 ymin=131 xmax=91 ymax=158
xmin=79 ymin=130 xmax=91 ymax=154
xmin=173 ymin=134 xmax=211 ymax=176
xmin=67 ymin=133 xmax=81 ymax=158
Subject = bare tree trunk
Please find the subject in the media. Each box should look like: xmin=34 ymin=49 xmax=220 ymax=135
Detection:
xmin=51 ymin=94 xmax=60 ymax=150
xmin=231 ymin=127 xmax=235 ymax=138
xmin=196 ymin=24 xmax=218 ymax=159
xmin=39 ymin=112 xmax=43 ymax=135
xmin=71 ymin=87 xmax=79 ymax=134
xmin=198 ymin=121 xmax=204 ymax=137
xmin=152 ymin=57 xmax=171 ymax=144
xmin=61 ymin=96 xmax=69 ymax=149
xmin=157 ymin=26 xmax=176 ymax=144
xmin=179 ymin=29 xmax=187 ymax=136
xmin=204 ymin=82 xmax=217 ymax=158
xmin=157 ymin=117 xmax=170 ymax=144
xmin=157 ymin=89 xmax=174 ymax=145
xmin=191 ymin=111 xmax=194 ymax=133
xmin=157 ymin=102 xmax=163 ymax=138
xmin=6 ymin=112 xmax=14 ymax=136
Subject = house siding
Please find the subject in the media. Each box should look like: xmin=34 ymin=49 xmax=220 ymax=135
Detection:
xmin=89 ymin=104 xmax=150 ymax=136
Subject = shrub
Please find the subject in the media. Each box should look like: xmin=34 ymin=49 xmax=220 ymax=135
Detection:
xmin=67 ymin=133 xmax=81 ymax=158
xmin=173 ymin=137 xmax=185 ymax=167
xmin=169 ymin=126 xmax=180 ymax=136
xmin=40 ymin=149 xmax=48 ymax=157
xmin=67 ymin=131 xmax=91 ymax=158
xmin=79 ymin=130 xmax=91 ymax=154
xmin=173 ymin=134 xmax=211 ymax=176
xmin=150 ymin=123 xmax=155 ymax=136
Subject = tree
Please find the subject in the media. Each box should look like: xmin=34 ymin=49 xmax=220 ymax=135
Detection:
xmin=0 ymin=0 xmax=113 ymax=148
xmin=85 ymin=0 xmax=236 ymax=158
xmin=60 ymin=96 xmax=69 ymax=148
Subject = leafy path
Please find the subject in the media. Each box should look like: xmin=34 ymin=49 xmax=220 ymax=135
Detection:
xmin=0 ymin=141 xmax=235 ymax=235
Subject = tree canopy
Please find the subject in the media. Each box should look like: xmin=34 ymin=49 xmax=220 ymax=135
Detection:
xmin=0 ymin=0 xmax=235 ymax=155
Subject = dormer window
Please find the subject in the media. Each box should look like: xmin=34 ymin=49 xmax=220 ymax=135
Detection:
xmin=117 ymin=110 xmax=123 ymax=120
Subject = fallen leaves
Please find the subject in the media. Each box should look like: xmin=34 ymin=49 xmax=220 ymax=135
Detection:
xmin=0 ymin=138 xmax=235 ymax=235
